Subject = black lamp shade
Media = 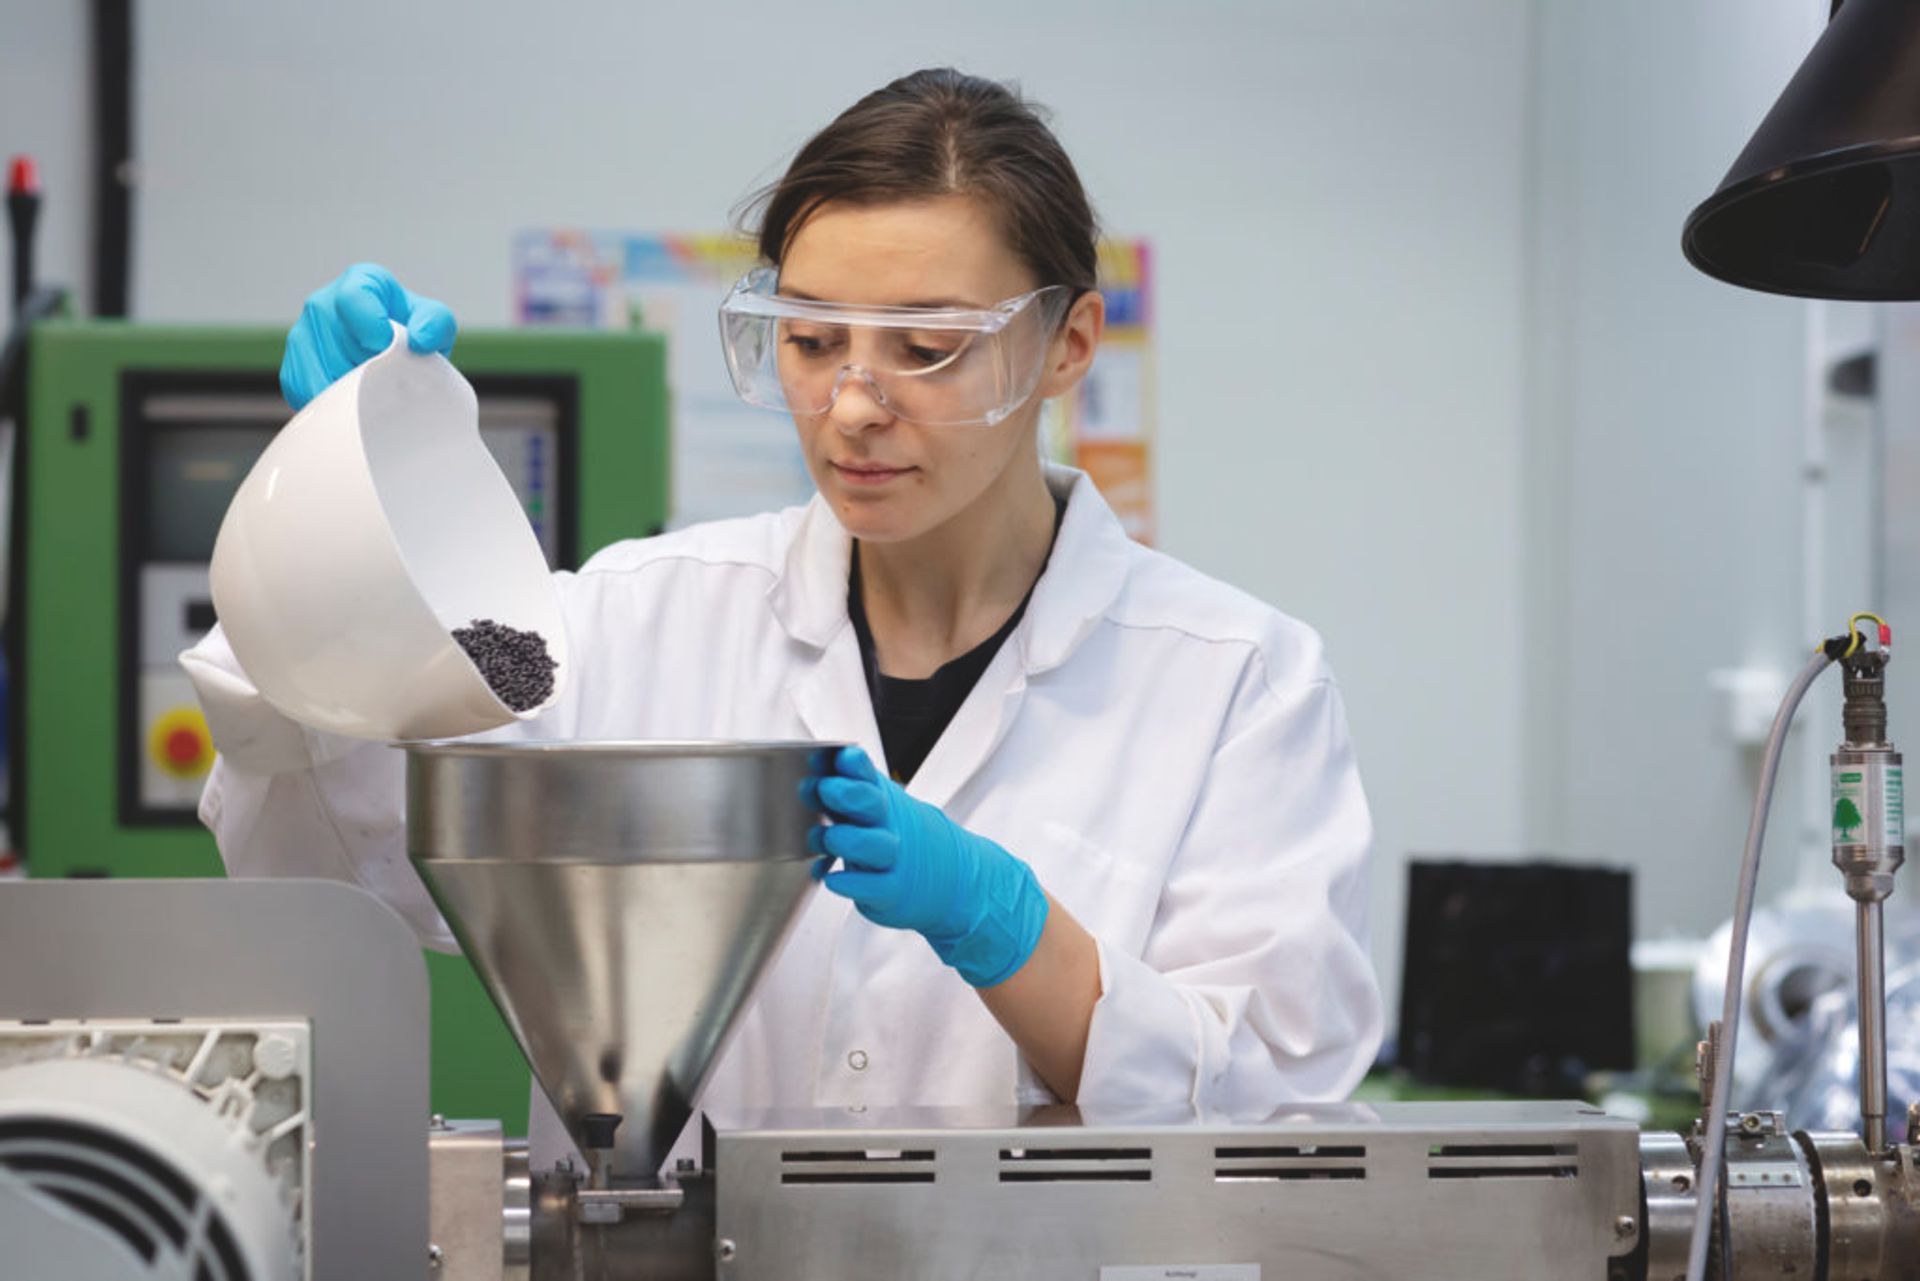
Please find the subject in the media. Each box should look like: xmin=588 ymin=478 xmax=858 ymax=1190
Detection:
xmin=1684 ymin=0 xmax=1920 ymax=300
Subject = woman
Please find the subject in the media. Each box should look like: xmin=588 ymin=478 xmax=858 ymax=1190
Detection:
xmin=184 ymin=68 xmax=1382 ymax=1170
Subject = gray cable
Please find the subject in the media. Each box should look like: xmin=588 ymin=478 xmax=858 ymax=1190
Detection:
xmin=1684 ymin=647 xmax=1834 ymax=1281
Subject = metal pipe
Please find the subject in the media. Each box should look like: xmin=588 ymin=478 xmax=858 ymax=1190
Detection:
xmin=504 ymin=1138 xmax=533 ymax=1281
xmin=88 ymin=0 xmax=133 ymax=318
xmin=1859 ymin=897 xmax=1890 ymax=1152
xmin=1685 ymin=648 xmax=1837 ymax=1281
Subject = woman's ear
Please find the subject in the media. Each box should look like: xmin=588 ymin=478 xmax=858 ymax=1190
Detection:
xmin=1037 ymin=289 xmax=1106 ymax=400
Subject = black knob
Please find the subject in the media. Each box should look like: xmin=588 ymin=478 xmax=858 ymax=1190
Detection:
xmin=581 ymin=1113 xmax=623 ymax=1152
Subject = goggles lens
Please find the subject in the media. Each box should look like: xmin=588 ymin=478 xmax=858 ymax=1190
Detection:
xmin=718 ymin=268 xmax=1071 ymax=426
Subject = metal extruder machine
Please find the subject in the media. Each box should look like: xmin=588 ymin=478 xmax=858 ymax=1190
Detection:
xmin=0 ymin=681 xmax=1915 ymax=1279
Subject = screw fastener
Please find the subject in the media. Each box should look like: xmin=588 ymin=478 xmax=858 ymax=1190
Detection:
xmin=1614 ymin=1215 xmax=1637 ymax=1240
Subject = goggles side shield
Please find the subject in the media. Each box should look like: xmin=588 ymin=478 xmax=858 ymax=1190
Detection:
xmin=718 ymin=268 xmax=1072 ymax=426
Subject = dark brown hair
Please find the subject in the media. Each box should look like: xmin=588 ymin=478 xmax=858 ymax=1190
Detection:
xmin=746 ymin=68 xmax=1099 ymax=298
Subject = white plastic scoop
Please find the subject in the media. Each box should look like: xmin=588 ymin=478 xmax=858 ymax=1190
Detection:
xmin=209 ymin=322 xmax=568 ymax=741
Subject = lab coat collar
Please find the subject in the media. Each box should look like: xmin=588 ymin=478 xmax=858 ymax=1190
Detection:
xmin=767 ymin=499 xmax=856 ymax=650
xmin=767 ymin=463 xmax=1134 ymax=676
xmin=770 ymin=497 xmax=878 ymax=769
xmin=1020 ymin=464 xmax=1135 ymax=675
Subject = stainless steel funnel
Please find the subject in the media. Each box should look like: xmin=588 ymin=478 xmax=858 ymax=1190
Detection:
xmin=406 ymin=741 xmax=826 ymax=1181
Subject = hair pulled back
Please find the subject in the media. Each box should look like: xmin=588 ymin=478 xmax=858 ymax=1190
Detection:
xmin=748 ymin=68 xmax=1099 ymax=299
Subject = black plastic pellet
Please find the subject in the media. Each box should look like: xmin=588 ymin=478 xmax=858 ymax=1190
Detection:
xmin=453 ymin=618 xmax=557 ymax=712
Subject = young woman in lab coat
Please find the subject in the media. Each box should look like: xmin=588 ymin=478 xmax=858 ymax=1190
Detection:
xmin=184 ymin=68 xmax=1382 ymax=1169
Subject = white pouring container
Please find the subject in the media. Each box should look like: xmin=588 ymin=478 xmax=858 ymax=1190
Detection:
xmin=210 ymin=322 xmax=568 ymax=741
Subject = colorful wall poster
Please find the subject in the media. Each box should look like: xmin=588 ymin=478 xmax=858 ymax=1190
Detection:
xmin=514 ymin=230 xmax=812 ymax=527
xmin=1042 ymin=238 xmax=1156 ymax=542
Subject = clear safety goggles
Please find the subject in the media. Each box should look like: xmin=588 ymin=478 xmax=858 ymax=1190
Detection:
xmin=718 ymin=267 xmax=1073 ymax=427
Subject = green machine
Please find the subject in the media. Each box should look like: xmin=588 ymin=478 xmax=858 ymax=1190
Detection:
xmin=12 ymin=320 xmax=668 ymax=1132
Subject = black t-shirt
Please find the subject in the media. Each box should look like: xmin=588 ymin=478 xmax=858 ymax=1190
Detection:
xmin=849 ymin=496 xmax=1067 ymax=783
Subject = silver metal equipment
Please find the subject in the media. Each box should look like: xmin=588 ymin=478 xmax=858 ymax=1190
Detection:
xmin=0 ymin=879 xmax=429 ymax=1280
xmin=0 ymin=1019 xmax=313 ymax=1281
xmin=398 ymin=740 xmax=1920 ymax=1280
xmin=8 ymin=737 xmax=1920 ymax=1278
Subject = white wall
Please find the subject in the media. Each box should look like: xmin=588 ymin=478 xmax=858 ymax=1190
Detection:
xmin=1522 ymin=1 xmax=1887 ymax=943
xmin=108 ymin=0 xmax=1539 ymax=1023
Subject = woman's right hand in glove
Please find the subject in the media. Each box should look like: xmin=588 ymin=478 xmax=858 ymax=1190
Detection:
xmin=280 ymin=262 xmax=457 ymax=409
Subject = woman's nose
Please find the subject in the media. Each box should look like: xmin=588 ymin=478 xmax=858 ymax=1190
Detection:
xmin=827 ymin=366 xmax=895 ymax=434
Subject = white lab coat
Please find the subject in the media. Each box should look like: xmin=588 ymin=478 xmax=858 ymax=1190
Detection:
xmin=182 ymin=465 xmax=1383 ymax=1169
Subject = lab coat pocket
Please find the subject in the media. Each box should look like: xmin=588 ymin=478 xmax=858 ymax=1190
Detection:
xmin=1035 ymin=820 xmax=1160 ymax=955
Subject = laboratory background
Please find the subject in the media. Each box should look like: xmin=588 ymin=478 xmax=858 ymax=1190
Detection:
xmin=3 ymin=1 xmax=1918 ymax=1279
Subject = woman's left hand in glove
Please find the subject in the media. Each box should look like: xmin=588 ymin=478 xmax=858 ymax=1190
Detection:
xmin=804 ymin=745 xmax=1050 ymax=988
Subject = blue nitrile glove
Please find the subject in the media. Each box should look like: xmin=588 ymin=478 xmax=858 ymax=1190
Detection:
xmin=804 ymin=746 xmax=1050 ymax=988
xmin=280 ymin=262 xmax=458 ymax=410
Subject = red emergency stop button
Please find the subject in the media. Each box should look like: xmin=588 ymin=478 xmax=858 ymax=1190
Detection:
xmin=150 ymin=707 xmax=214 ymax=778
xmin=165 ymin=727 xmax=202 ymax=767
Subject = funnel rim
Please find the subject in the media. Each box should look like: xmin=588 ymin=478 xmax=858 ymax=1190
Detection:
xmin=403 ymin=737 xmax=837 ymax=757
xmin=404 ymin=739 xmax=832 ymax=864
